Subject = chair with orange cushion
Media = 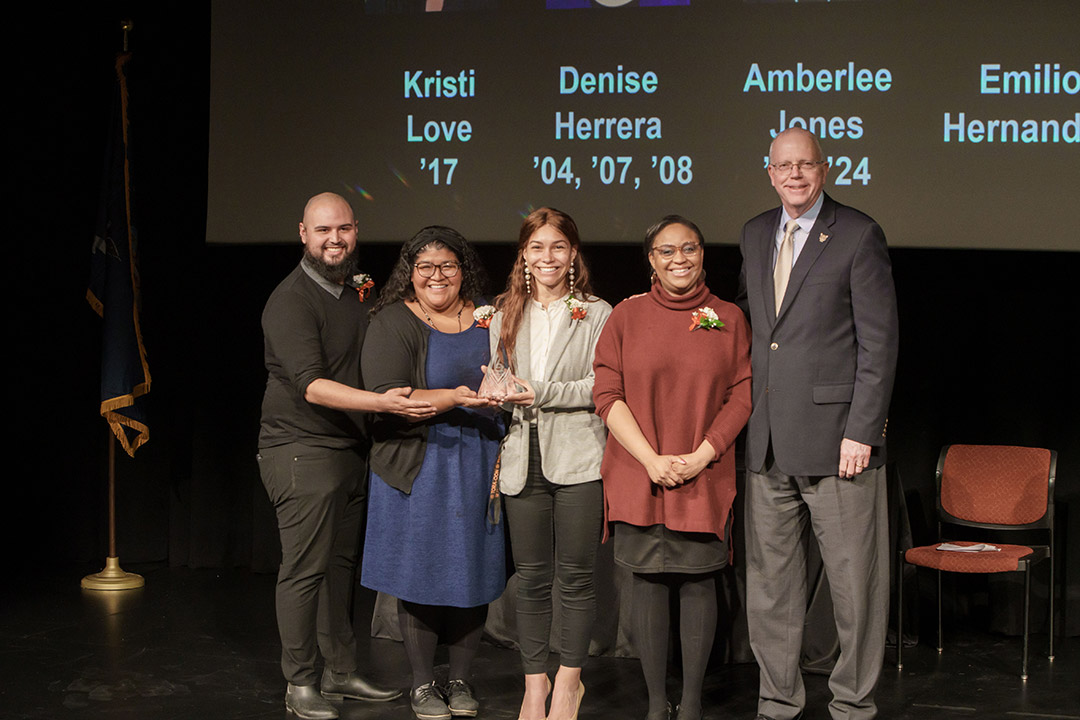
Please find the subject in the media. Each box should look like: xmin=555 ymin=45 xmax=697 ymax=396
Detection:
xmin=896 ymin=444 xmax=1056 ymax=680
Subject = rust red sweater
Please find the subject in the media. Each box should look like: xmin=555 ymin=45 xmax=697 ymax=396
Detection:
xmin=593 ymin=281 xmax=752 ymax=540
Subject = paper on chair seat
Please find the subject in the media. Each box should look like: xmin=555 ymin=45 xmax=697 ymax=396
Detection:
xmin=936 ymin=543 xmax=1001 ymax=552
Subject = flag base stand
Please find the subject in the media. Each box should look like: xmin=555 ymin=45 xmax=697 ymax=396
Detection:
xmin=81 ymin=556 xmax=144 ymax=591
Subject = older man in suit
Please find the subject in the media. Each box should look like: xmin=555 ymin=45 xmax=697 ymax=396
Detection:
xmin=737 ymin=128 xmax=899 ymax=720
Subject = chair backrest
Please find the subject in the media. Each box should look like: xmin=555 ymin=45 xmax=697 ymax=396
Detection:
xmin=936 ymin=444 xmax=1056 ymax=530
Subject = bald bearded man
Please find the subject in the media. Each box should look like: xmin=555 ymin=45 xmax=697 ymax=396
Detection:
xmin=257 ymin=193 xmax=434 ymax=719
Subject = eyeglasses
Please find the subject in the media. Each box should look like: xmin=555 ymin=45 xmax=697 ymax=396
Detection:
xmin=651 ymin=242 xmax=701 ymax=260
xmin=769 ymin=160 xmax=827 ymax=175
xmin=414 ymin=261 xmax=461 ymax=278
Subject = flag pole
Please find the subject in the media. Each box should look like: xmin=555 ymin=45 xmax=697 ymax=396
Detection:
xmin=82 ymin=19 xmax=144 ymax=592
xmin=82 ymin=430 xmax=144 ymax=590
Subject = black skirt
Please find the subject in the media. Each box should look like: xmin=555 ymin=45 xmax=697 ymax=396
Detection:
xmin=612 ymin=518 xmax=729 ymax=574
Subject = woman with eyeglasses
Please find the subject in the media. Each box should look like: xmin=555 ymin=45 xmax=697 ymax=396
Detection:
xmin=592 ymin=215 xmax=751 ymax=720
xmin=486 ymin=207 xmax=611 ymax=720
xmin=361 ymin=226 xmax=505 ymax=720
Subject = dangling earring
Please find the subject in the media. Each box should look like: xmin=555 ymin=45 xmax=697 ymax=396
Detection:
xmin=568 ymin=264 xmax=576 ymax=297
xmin=524 ymin=264 xmax=531 ymax=294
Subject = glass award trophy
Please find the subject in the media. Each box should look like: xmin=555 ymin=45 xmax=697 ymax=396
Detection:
xmin=478 ymin=352 xmax=514 ymax=401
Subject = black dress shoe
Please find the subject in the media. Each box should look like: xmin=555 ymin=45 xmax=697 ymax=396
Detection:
xmin=320 ymin=669 xmax=402 ymax=702
xmin=411 ymin=682 xmax=451 ymax=720
xmin=286 ymin=683 xmax=339 ymax=720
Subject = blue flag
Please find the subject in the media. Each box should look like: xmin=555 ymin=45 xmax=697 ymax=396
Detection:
xmin=87 ymin=52 xmax=151 ymax=457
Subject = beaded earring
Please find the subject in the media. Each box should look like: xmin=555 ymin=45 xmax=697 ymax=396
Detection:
xmin=524 ymin=264 xmax=531 ymax=294
xmin=568 ymin=264 xmax=576 ymax=296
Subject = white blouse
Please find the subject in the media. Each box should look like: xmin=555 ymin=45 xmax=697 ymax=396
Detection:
xmin=524 ymin=293 xmax=569 ymax=424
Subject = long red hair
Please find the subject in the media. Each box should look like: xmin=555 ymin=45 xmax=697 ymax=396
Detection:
xmin=493 ymin=207 xmax=594 ymax=372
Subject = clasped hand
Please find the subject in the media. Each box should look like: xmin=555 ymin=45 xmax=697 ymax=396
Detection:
xmin=645 ymin=450 xmax=710 ymax=488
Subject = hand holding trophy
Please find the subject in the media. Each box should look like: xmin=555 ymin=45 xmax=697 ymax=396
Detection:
xmin=478 ymin=353 xmax=515 ymax=403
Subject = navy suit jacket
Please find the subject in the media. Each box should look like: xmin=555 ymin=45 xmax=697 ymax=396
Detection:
xmin=737 ymin=193 xmax=898 ymax=477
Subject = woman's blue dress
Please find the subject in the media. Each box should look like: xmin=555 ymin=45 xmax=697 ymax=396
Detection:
xmin=362 ymin=323 xmax=506 ymax=607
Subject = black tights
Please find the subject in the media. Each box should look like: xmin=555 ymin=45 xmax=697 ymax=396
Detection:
xmin=397 ymin=599 xmax=488 ymax=689
xmin=631 ymin=572 xmax=718 ymax=719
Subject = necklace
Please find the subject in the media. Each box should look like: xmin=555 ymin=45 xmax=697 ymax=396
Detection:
xmin=417 ymin=298 xmax=465 ymax=332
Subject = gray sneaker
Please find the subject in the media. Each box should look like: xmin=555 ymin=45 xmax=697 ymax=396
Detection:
xmin=410 ymin=682 xmax=451 ymax=720
xmin=445 ymin=679 xmax=479 ymax=718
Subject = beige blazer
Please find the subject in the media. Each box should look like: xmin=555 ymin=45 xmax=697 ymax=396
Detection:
xmin=488 ymin=296 xmax=612 ymax=495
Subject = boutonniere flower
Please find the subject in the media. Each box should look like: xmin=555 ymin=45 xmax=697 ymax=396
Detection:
xmin=565 ymin=295 xmax=588 ymax=321
xmin=473 ymin=305 xmax=496 ymax=328
xmin=347 ymin=273 xmax=374 ymax=302
xmin=689 ymin=307 xmax=724 ymax=332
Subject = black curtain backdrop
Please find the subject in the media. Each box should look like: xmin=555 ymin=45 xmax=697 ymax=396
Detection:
xmin=15 ymin=3 xmax=1076 ymax=646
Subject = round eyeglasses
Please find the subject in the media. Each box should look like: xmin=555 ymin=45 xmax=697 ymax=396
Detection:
xmin=414 ymin=261 xmax=461 ymax=278
xmin=651 ymin=242 xmax=701 ymax=260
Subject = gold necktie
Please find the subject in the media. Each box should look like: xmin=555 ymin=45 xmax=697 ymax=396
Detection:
xmin=774 ymin=219 xmax=799 ymax=316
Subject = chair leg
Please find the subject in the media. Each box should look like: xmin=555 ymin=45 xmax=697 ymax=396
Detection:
xmin=897 ymin=552 xmax=904 ymax=670
xmin=936 ymin=569 xmax=943 ymax=653
xmin=1022 ymin=563 xmax=1030 ymax=681
xmin=1049 ymin=537 xmax=1055 ymax=662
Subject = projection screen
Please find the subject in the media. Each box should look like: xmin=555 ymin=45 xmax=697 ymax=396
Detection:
xmin=207 ymin=0 xmax=1079 ymax=249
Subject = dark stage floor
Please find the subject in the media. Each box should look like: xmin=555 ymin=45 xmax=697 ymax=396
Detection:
xmin=2 ymin=566 xmax=1075 ymax=720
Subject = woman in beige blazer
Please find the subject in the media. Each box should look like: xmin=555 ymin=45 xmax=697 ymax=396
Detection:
xmin=487 ymin=208 xmax=611 ymax=720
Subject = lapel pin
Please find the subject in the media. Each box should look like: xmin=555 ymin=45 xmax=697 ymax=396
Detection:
xmin=819 ymin=233 xmax=829 ymax=243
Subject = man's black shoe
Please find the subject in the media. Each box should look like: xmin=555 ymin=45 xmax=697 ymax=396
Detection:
xmin=286 ymin=683 xmax=338 ymax=719
xmin=320 ymin=669 xmax=402 ymax=702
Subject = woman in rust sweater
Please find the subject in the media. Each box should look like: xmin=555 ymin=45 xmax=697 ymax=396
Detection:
xmin=592 ymin=215 xmax=751 ymax=720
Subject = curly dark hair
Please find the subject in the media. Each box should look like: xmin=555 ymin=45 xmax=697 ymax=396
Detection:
xmin=371 ymin=225 xmax=488 ymax=316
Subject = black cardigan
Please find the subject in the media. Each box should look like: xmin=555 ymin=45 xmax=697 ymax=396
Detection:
xmin=361 ymin=300 xmax=432 ymax=493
